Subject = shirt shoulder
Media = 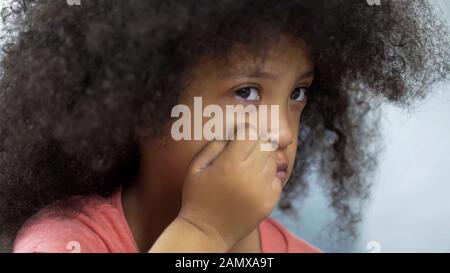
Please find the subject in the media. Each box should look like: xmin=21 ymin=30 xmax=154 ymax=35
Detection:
xmin=13 ymin=188 xmax=137 ymax=253
xmin=260 ymin=217 xmax=322 ymax=253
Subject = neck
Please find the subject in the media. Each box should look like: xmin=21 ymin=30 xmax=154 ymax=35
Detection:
xmin=122 ymin=178 xmax=182 ymax=252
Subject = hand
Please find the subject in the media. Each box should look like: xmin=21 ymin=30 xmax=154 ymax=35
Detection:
xmin=178 ymin=124 xmax=283 ymax=250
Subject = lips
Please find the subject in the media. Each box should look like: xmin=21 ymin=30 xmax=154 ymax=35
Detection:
xmin=275 ymin=162 xmax=288 ymax=183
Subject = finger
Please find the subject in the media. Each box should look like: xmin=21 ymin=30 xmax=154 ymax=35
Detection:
xmin=220 ymin=122 xmax=259 ymax=162
xmin=248 ymin=131 xmax=278 ymax=158
xmin=189 ymin=139 xmax=227 ymax=174
xmin=244 ymin=143 xmax=271 ymax=171
xmin=244 ymin=136 xmax=273 ymax=168
xmin=261 ymin=155 xmax=277 ymax=179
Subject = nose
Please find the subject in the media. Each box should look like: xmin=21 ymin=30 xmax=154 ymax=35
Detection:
xmin=277 ymin=110 xmax=294 ymax=149
xmin=265 ymin=105 xmax=293 ymax=150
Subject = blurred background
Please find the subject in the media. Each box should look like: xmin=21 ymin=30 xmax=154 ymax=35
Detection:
xmin=0 ymin=0 xmax=448 ymax=252
xmin=274 ymin=0 xmax=450 ymax=253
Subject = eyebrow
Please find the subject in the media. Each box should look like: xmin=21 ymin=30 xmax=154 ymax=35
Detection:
xmin=216 ymin=66 xmax=314 ymax=82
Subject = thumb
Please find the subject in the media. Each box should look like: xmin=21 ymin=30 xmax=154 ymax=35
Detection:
xmin=189 ymin=140 xmax=227 ymax=174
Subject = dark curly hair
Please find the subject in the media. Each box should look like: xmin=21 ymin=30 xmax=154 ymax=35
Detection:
xmin=0 ymin=0 xmax=448 ymax=250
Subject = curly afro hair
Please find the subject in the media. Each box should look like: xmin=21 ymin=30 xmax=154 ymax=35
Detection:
xmin=0 ymin=0 xmax=448 ymax=250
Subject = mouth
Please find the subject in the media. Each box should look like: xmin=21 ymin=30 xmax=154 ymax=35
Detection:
xmin=275 ymin=162 xmax=288 ymax=184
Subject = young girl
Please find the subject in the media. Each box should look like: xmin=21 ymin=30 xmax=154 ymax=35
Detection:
xmin=0 ymin=0 xmax=448 ymax=252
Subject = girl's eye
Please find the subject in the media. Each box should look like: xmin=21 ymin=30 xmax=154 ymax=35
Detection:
xmin=235 ymin=87 xmax=260 ymax=101
xmin=290 ymin=87 xmax=308 ymax=102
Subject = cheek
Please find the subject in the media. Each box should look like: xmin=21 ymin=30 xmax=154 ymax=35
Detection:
xmin=285 ymin=127 xmax=299 ymax=176
xmin=286 ymin=142 xmax=298 ymax=174
xmin=140 ymin=121 xmax=208 ymax=189
xmin=164 ymin=139 xmax=207 ymax=183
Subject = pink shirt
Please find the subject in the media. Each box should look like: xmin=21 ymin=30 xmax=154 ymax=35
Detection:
xmin=13 ymin=187 xmax=321 ymax=253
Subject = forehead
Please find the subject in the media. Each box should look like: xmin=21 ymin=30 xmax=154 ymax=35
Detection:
xmin=191 ymin=35 xmax=314 ymax=82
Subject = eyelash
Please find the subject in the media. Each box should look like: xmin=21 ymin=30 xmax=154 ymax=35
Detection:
xmin=234 ymin=86 xmax=309 ymax=102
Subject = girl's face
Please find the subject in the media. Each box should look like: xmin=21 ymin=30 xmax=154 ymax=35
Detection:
xmin=138 ymin=35 xmax=314 ymax=196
